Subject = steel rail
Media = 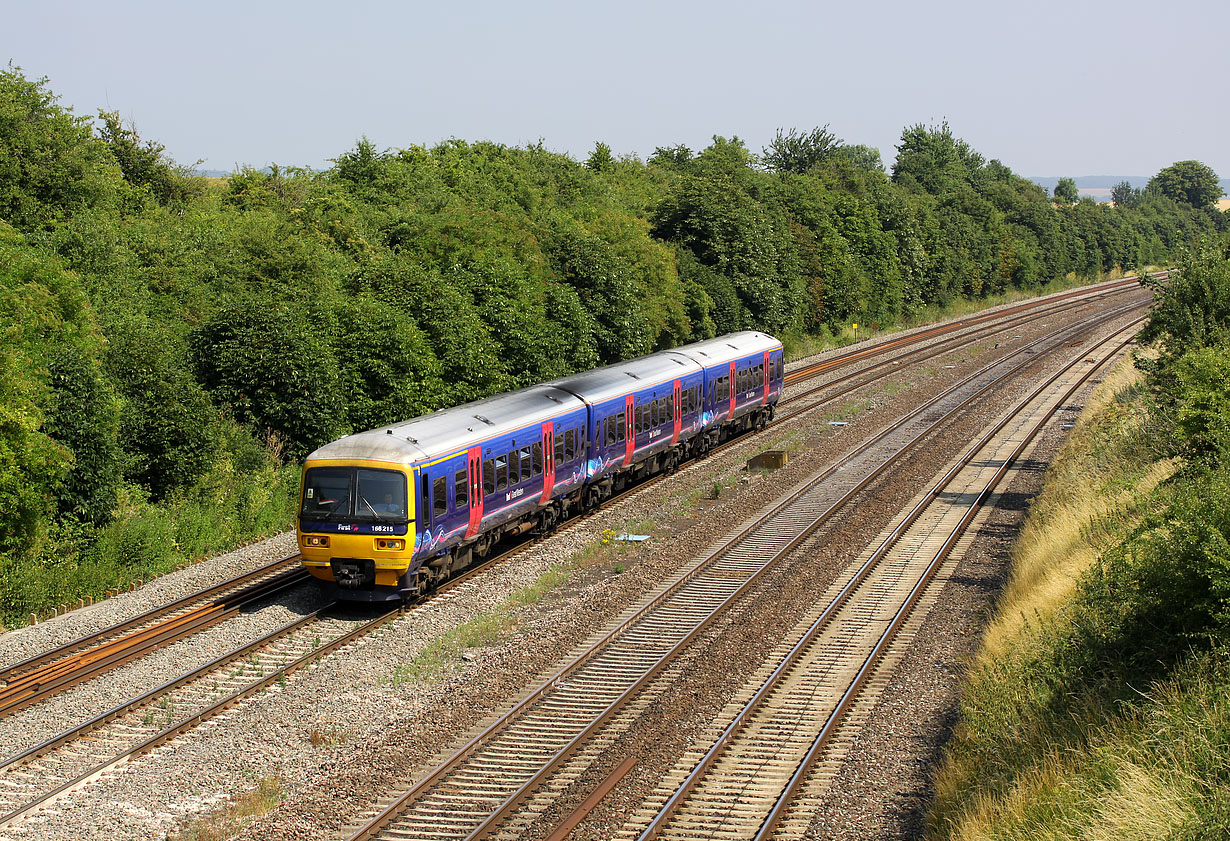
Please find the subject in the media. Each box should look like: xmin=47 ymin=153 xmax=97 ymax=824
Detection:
xmin=638 ymin=321 xmax=1142 ymax=840
xmin=342 ymin=299 xmax=1146 ymax=841
xmin=0 ymin=566 xmax=311 ymax=717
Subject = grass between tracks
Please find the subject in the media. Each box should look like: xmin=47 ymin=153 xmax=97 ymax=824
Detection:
xmin=388 ymin=518 xmax=660 ymax=685
xmin=926 ymin=354 xmax=1230 ymax=840
xmin=168 ymin=773 xmax=284 ymax=841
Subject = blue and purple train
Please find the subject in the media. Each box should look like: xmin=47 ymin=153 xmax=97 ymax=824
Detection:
xmin=297 ymin=331 xmax=784 ymax=602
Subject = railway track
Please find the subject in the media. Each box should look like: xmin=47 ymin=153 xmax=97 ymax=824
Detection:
xmin=0 ymin=558 xmax=310 ymax=718
xmin=630 ymin=322 xmax=1142 ymax=841
xmin=0 ymin=277 xmax=1151 ymax=836
xmin=0 ymin=556 xmax=506 ymax=830
xmin=337 ymin=296 xmax=1145 ymax=841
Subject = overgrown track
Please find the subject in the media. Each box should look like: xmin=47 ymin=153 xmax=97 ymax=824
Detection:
xmin=338 ymin=298 xmax=1145 ymax=841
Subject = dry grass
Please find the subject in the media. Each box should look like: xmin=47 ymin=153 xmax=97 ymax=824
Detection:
xmin=975 ymin=356 xmax=1175 ymax=664
xmin=169 ymin=774 xmax=284 ymax=841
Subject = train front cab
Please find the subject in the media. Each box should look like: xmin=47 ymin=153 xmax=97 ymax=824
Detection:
xmin=298 ymin=459 xmax=417 ymax=602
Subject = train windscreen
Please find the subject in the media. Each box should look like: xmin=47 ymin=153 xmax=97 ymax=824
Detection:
xmin=301 ymin=467 xmax=407 ymax=523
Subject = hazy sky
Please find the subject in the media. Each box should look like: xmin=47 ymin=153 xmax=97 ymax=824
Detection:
xmin=6 ymin=0 xmax=1227 ymax=178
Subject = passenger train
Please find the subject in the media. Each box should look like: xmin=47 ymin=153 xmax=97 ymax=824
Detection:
xmin=298 ymin=332 xmax=785 ymax=602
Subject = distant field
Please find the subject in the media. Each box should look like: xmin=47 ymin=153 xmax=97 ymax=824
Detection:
xmin=1218 ymin=198 xmax=1230 ymax=211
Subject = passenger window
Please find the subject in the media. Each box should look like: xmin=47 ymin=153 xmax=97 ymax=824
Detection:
xmin=483 ymin=459 xmax=495 ymax=495
xmin=455 ymin=469 xmax=468 ymax=510
xmin=555 ymin=431 xmax=565 ymax=463
xmin=616 ymin=411 xmax=625 ymax=442
xmin=520 ymin=446 xmax=533 ymax=482
xmin=433 ymin=475 xmax=447 ymax=517
xmin=667 ymin=395 xmax=674 ymax=421
xmin=495 ymin=454 xmax=508 ymax=491
xmin=532 ymin=442 xmax=543 ymax=475
xmin=564 ymin=429 xmax=576 ymax=460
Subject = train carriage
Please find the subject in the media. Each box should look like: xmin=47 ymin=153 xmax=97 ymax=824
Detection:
xmin=298 ymin=332 xmax=785 ymax=603
xmin=669 ymin=331 xmax=785 ymax=439
xmin=299 ymin=385 xmax=588 ymax=601
xmin=548 ymin=352 xmax=705 ymax=509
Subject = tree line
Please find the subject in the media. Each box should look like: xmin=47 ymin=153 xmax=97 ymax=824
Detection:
xmin=0 ymin=66 xmax=1226 ymax=624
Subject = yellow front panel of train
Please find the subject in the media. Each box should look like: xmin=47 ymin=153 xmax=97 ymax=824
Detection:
xmin=297 ymin=460 xmax=415 ymax=586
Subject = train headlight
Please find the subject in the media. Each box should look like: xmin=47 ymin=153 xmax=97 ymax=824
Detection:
xmin=376 ymin=539 xmax=406 ymax=551
xmin=302 ymin=535 xmax=330 ymax=547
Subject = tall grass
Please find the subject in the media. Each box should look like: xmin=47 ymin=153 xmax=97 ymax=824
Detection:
xmin=927 ymin=354 xmax=1230 ymax=840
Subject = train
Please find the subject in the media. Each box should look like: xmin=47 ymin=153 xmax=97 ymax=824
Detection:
xmin=297 ymin=331 xmax=785 ymax=602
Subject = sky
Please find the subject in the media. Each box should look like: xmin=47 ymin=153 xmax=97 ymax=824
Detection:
xmin=5 ymin=0 xmax=1228 ymax=179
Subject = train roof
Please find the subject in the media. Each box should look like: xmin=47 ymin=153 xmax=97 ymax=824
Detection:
xmin=305 ymin=384 xmax=587 ymax=466
xmin=546 ymin=350 xmax=702 ymax=405
xmin=663 ymin=331 xmax=783 ymax=368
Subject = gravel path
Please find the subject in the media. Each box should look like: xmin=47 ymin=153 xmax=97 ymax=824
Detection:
xmin=0 ymin=282 xmax=1149 ymax=841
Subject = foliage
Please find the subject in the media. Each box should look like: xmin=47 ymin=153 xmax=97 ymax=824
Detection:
xmin=1148 ymin=159 xmax=1224 ymax=208
xmin=762 ymin=125 xmax=842 ymax=174
xmin=1052 ymin=176 xmax=1079 ymax=204
xmin=1 ymin=65 xmax=1226 ymax=626
xmin=0 ymin=66 xmax=125 ymax=232
xmin=1110 ymin=179 xmax=1139 ymax=208
xmin=1139 ymin=242 xmax=1230 ymax=360
xmin=96 ymin=110 xmax=203 ymax=207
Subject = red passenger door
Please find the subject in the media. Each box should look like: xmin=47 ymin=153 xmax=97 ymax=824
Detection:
xmin=728 ymin=361 xmax=737 ymax=418
xmin=624 ymin=394 xmax=635 ymax=465
xmin=465 ymin=445 xmax=483 ymax=539
xmin=762 ymin=351 xmax=771 ymax=405
xmin=540 ymin=421 xmax=555 ymax=504
xmin=671 ymin=379 xmax=682 ymax=444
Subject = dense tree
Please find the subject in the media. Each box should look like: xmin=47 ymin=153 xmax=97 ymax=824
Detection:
xmin=1111 ymin=180 xmax=1139 ymax=208
xmin=0 ymin=66 xmax=125 ymax=232
xmin=1053 ymin=177 xmax=1079 ymax=204
xmin=892 ymin=121 xmax=984 ymax=194
xmin=585 ymin=142 xmax=614 ymax=173
xmin=762 ymin=126 xmax=842 ymax=174
xmin=190 ymin=297 xmax=348 ymax=458
xmin=1148 ymin=160 xmax=1223 ymax=208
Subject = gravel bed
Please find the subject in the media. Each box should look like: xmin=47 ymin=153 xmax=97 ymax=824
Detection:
xmin=0 ymin=580 xmax=323 ymax=764
xmin=0 ymin=285 xmax=1148 ymax=841
xmin=0 ymin=533 xmax=299 ymax=671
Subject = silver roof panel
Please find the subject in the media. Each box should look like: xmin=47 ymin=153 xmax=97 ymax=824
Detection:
xmin=306 ymin=384 xmax=586 ymax=466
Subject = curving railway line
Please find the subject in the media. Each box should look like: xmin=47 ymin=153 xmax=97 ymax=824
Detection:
xmin=336 ymin=297 xmax=1145 ymax=841
xmin=0 ymin=276 xmax=1154 ymax=837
